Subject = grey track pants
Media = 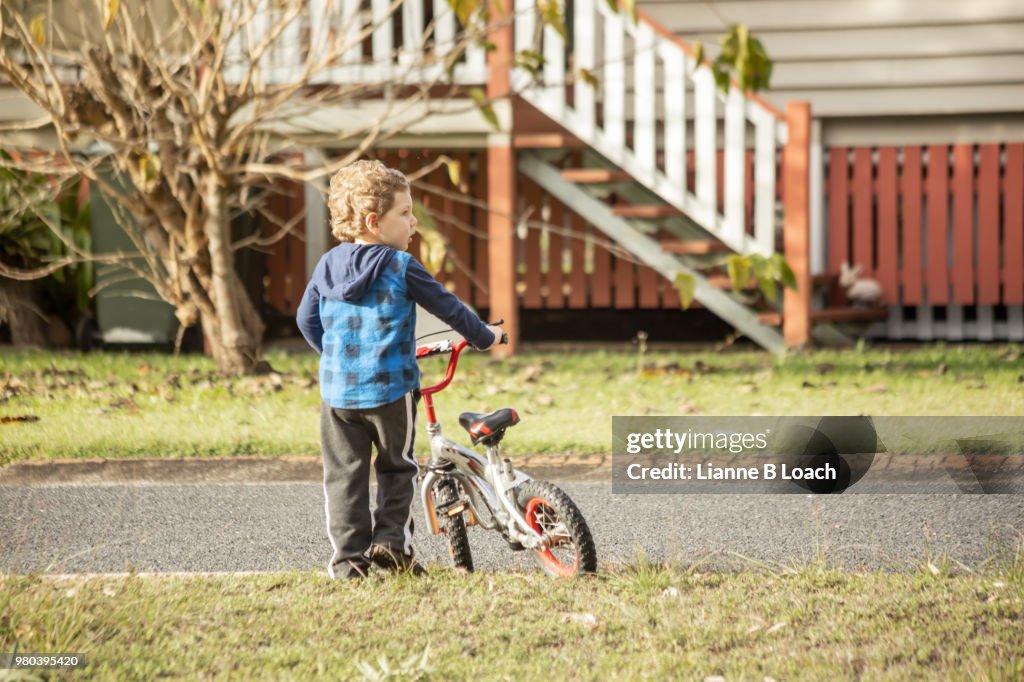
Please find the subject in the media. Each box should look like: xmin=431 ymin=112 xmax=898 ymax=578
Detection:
xmin=320 ymin=391 xmax=420 ymax=578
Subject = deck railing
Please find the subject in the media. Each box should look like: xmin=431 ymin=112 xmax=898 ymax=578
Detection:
xmin=224 ymin=0 xmax=489 ymax=85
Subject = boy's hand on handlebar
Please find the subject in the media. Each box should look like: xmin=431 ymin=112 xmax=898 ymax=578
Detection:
xmin=484 ymin=324 xmax=505 ymax=349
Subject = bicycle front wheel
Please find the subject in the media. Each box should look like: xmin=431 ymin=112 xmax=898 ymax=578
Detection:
xmin=517 ymin=480 xmax=597 ymax=577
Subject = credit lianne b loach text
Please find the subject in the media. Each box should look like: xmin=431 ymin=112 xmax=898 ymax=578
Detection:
xmin=625 ymin=461 xmax=837 ymax=481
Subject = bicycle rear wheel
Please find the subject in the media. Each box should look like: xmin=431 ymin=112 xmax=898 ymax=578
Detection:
xmin=517 ymin=480 xmax=597 ymax=577
xmin=431 ymin=478 xmax=473 ymax=572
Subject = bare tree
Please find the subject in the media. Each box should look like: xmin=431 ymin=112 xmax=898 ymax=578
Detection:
xmin=0 ymin=0 xmax=506 ymax=373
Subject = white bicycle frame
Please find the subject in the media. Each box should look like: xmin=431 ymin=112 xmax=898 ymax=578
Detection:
xmin=416 ymin=338 xmax=548 ymax=550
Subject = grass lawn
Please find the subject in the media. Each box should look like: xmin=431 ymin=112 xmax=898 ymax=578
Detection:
xmin=4 ymin=345 xmax=1023 ymax=680
xmin=1 ymin=343 xmax=1022 ymax=466
xmin=2 ymin=561 xmax=1022 ymax=680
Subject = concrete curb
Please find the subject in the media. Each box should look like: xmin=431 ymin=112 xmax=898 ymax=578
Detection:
xmin=0 ymin=455 xmax=612 ymax=486
xmin=2 ymin=454 xmax=1019 ymax=487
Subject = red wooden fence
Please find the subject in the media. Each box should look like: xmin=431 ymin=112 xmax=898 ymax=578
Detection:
xmin=825 ymin=143 xmax=1024 ymax=307
xmin=264 ymin=143 xmax=1024 ymax=334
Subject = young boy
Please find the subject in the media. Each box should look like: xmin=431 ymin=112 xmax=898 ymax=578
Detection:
xmin=296 ymin=160 xmax=500 ymax=579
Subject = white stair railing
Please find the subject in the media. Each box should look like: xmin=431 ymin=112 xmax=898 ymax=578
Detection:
xmin=513 ymin=1 xmax=784 ymax=257
xmin=223 ymin=0 xmax=488 ymax=86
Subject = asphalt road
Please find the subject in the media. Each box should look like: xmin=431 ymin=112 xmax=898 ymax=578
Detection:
xmin=2 ymin=481 xmax=1022 ymax=575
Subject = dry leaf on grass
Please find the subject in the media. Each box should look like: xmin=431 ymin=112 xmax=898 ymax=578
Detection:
xmin=564 ymin=612 xmax=601 ymax=629
xmin=0 ymin=414 xmax=39 ymax=425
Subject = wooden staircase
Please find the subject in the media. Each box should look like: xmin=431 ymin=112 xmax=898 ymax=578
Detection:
xmin=519 ymin=152 xmax=788 ymax=352
xmin=512 ymin=0 xmax=884 ymax=351
xmin=511 ymin=0 xmax=787 ymax=351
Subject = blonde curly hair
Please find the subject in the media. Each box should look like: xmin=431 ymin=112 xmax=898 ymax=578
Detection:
xmin=328 ymin=160 xmax=410 ymax=242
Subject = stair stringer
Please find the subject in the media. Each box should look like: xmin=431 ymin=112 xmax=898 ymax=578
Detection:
xmin=519 ymin=153 xmax=786 ymax=355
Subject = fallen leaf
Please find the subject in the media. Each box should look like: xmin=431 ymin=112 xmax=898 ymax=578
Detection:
xmin=997 ymin=347 xmax=1021 ymax=362
xmin=519 ymin=365 xmax=543 ymax=383
xmin=564 ymin=612 xmax=600 ymax=629
xmin=0 ymin=415 xmax=39 ymax=425
xmin=863 ymin=383 xmax=888 ymax=394
xmin=694 ymin=360 xmax=715 ymax=374
xmin=109 ymin=398 xmax=139 ymax=413
xmin=535 ymin=394 xmax=554 ymax=407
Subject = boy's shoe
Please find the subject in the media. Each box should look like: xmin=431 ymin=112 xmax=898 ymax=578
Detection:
xmin=366 ymin=544 xmax=427 ymax=576
xmin=334 ymin=559 xmax=370 ymax=580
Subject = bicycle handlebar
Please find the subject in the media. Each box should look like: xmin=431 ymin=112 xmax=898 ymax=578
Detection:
xmin=417 ymin=322 xmax=506 ymax=415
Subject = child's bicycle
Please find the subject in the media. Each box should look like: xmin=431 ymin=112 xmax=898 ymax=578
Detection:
xmin=416 ymin=323 xmax=597 ymax=577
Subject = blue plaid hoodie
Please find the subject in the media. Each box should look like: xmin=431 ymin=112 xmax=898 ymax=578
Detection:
xmin=296 ymin=243 xmax=494 ymax=409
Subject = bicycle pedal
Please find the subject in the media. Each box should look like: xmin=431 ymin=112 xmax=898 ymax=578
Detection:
xmin=434 ymin=499 xmax=468 ymax=516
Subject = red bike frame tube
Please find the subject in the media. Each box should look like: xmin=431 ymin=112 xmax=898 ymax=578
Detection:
xmin=419 ymin=339 xmax=469 ymax=424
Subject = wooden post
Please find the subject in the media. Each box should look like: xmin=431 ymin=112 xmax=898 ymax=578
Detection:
xmin=783 ymin=102 xmax=812 ymax=348
xmin=486 ymin=5 xmax=518 ymax=354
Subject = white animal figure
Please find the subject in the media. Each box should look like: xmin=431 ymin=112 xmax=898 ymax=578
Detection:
xmin=839 ymin=263 xmax=884 ymax=307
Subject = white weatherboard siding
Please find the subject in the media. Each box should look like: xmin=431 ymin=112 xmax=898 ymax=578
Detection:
xmin=638 ymin=0 xmax=1024 ymax=142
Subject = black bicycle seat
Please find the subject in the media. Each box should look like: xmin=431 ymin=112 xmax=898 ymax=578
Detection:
xmin=458 ymin=408 xmax=520 ymax=446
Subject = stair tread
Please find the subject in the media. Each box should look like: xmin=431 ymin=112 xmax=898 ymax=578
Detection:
xmin=513 ymin=133 xmax=585 ymax=148
xmin=661 ymin=240 xmax=731 ymax=255
xmin=612 ymin=204 xmax=682 ymax=218
xmin=561 ymin=168 xmax=632 ymax=183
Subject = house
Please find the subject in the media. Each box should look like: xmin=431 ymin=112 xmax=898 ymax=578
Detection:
xmin=3 ymin=0 xmax=1021 ymax=349
xmin=259 ymin=0 xmax=1023 ymax=349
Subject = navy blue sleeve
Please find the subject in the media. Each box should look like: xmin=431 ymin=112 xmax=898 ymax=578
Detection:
xmin=405 ymin=257 xmax=495 ymax=349
xmin=295 ymin=277 xmax=324 ymax=354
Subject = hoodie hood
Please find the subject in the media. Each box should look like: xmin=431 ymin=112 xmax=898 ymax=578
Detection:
xmin=317 ymin=243 xmax=397 ymax=302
